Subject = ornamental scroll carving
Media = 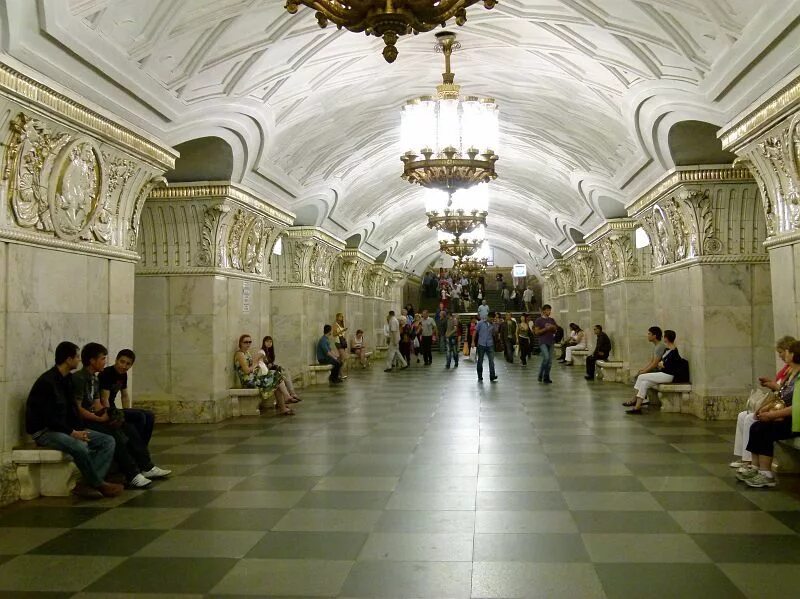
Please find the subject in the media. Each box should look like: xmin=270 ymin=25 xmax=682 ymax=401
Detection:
xmin=595 ymin=234 xmax=639 ymax=283
xmin=572 ymin=252 xmax=600 ymax=290
xmin=2 ymin=112 xmax=163 ymax=251
xmin=309 ymin=243 xmax=338 ymax=288
xmin=227 ymin=209 xmax=273 ymax=275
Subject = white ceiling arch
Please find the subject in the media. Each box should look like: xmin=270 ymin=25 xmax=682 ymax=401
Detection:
xmin=3 ymin=0 xmax=797 ymax=270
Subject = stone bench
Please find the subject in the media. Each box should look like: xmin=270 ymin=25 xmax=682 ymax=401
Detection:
xmin=347 ymin=350 xmax=373 ymax=366
xmin=307 ymin=364 xmax=333 ymax=385
xmin=12 ymin=446 xmax=79 ymax=500
xmin=596 ymin=360 xmax=625 ymax=382
xmin=374 ymin=345 xmax=388 ymax=359
xmin=650 ymin=383 xmax=694 ymax=413
xmin=776 ymin=437 xmax=800 ymax=474
xmin=229 ymin=388 xmax=272 ymax=417
xmin=568 ymin=349 xmax=590 ymax=366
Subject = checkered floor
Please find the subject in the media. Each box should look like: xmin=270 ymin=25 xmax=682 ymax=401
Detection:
xmin=1 ymin=355 xmax=800 ymax=598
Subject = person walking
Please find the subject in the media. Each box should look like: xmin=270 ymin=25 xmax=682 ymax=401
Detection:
xmin=420 ymin=310 xmax=435 ymax=365
xmin=384 ymin=310 xmax=408 ymax=371
xmin=504 ymin=312 xmax=517 ymax=363
xmin=445 ymin=313 xmax=462 ymax=369
xmin=534 ymin=304 xmax=558 ymax=384
xmin=473 ymin=315 xmax=497 ymax=383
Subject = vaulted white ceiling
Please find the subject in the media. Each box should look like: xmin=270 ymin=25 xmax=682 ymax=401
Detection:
xmin=3 ymin=0 xmax=798 ymax=272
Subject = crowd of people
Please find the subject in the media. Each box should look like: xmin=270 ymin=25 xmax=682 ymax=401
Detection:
xmin=421 ymin=269 xmax=538 ymax=313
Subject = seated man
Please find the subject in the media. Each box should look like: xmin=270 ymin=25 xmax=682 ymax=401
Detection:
xmin=25 ymin=341 xmax=122 ymax=499
xmin=317 ymin=324 xmax=343 ymax=383
xmin=99 ymin=349 xmax=156 ymax=445
xmin=622 ymin=326 xmax=665 ymax=405
xmin=585 ymin=325 xmax=612 ymax=380
xmin=74 ymin=343 xmax=170 ymax=488
xmin=625 ymin=330 xmax=687 ymax=414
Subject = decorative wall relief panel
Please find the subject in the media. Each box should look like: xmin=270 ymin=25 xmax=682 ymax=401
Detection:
xmin=271 ymin=226 xmax=345 ymax=289
xmin=137 ymin=183 xmax=294 ymax=279
xmin=336 ymin=249 xmax=375 ymax=294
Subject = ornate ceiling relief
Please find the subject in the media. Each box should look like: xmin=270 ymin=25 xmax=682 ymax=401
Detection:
xmin=720 ymin=76 xmax=800 ymax=241
xmin=271 ymin=226 xmax=345 ymax=289
xmin=628 ymin=168 xmax=765 ymax=271
xmin=1 ymin=107 xmax=172 ymax=257
xmin=137 ymin=183 xmax=294 ymax=279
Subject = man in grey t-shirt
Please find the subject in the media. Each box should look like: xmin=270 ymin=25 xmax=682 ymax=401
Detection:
xmin=419 ymin=310 xmax=436 ymax=365
xmin=623 ymin=326 xmax=666 ymax=406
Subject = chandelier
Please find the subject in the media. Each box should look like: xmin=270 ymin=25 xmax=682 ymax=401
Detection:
xmin=438 ymin=226 xmax=485 ymax=259
xmin=456 ymin=256 xmax=488 ymax=278
xmin=400 ymin=31 xmax=499 ymax=192
xmin=284 ymin=1 xmax=497 ymax=63
xmin=425 ymin=184 xmax=488 ymax=237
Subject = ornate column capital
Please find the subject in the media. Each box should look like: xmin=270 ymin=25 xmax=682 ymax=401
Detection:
xmin=563 ymin=244 xmax=601 ymax=291
xmin=627 ymin=167 xmax=766 ymax=273
xmin=335 ymin=248 xmax=376 ymax=295
xmin=585 ymin=219 xmax=650 ymax=284
xmin=137 ymin=182 xmax=295 ymax=281
xmin=272 ymin=226 xmax=345 ymax=289
xmin=720 ymin=74 xmax=800 ymax=239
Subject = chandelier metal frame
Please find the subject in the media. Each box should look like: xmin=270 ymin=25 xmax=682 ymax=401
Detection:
xmin=456 ymin=256 xmax=488 ymax=278
xmin=438 ymin=237 xmax=482 ymax=259
xmin=284 ymin=1 xmax=497 ymax=63
xmin=426 ymin=207 xmax=487 ymax=238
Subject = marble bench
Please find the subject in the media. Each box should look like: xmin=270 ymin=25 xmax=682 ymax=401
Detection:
xmin=596 ymin=360 xmax=625 ymax=382
xmin=374 ymin=345 xmax=388 ymax=359
xmin=307 ymin=364 xmax=333 ymax=385
xmin=776 ymin=437 xmax=800 ymax=474
xmin=347 ymin=351 xmax=373 ymax=366
xmin=12 ymin=446 xmax=79 ymax=500
xmin=568 ymin=349 xmax=590 ymax=366
xmin=229 ymin=388 xmax=272 ymax=416
xmin=650 ymin=383 xmax=694 ymax=412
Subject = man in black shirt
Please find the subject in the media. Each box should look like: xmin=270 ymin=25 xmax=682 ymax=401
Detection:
xmin=25 ymin=341 xmax=122 ymax=499
xmin=585 ymin=325 xmax=612 ymax=380
xmin=99 ymin=349 xmax=156 ymax=445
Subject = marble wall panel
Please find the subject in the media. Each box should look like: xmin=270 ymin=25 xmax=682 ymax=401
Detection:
xmin=768 ymin=245 xmax=800 ymax=338
xmin=109 ymin=261 xmax=136 ymax=315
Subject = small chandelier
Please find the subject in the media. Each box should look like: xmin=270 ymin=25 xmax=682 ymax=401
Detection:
xmin=284 ymin=1 xmax=497 ymax=63
xmin=438 ymin=226 xmax=485 ymax=259
xmin=426 ymin=184 xmax=488 ymax=237
xmin=400 ymin=31 xmax=499 ymax=192
xmin=456 ymin=256 xmax=488 ymax=278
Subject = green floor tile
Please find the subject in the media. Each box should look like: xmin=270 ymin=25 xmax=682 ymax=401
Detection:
xmin=86 ymin=557 xmax=237 ymax=594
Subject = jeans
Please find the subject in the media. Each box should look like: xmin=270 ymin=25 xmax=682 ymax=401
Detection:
xmin=446 ymin=336 xmax=460 ymax=368
xmin=421 ymin=336 xmax=433 ymax=364
xmin=86 ymin=421 xmax=154 ymax=481
xmin=123 ymin=408 xmax=155 ymax=445
xmin=585 ymin=353 xmax=608 ymax=379
xmin=538 ymin=343 xmax=553 ymax=381
xmin=36 ymin=429 xmax=115 ymax=487
xmin=504 ymin=338 xmax=515 ymax=363
xmin=476 ymin=345 xmax=496 ymax=380
xmin=519 ymin=337 xmax=530 ymax=365
xmin=319 ymin=356 xmax=342 ymax=381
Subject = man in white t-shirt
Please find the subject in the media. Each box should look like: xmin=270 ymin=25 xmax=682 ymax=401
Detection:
xmin=522 ymin=287 xmax=533 ymax=312
xmin=384 ymin=310 xmax=408 ymax=372
xmin=623 ymin=326 xmax=667 ymax=406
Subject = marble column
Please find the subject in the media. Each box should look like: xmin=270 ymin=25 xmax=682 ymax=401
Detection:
xmin=585 ymin=220 xmax=655 ymax=380
xmin=629 ymin=167 xmax=772 ymax=418
xmin=0 ymin=61 xmax=175 ymax=504
xmin=564 ymin=245 xmax=605 ymax=348
xmin=330 ymin=249 xmax=375 ymax=350
xmin=133 ymin=183 xmax=293 ymax=422
xmin=720 ymin=73 xmax=800 ymax=340
xmin=271 ymin=227 xmax=345 ymax=384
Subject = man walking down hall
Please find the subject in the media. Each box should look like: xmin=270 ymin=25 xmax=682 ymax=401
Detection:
xmin=419 ymin=309 xmax=435 ymax=366
xmin=384 ymin=310 xmax=408 ymax=372
xmin=534 ymin=304 xmax=558 ymax=384
xmin=473 ymin=315 xmax=497 ymax=383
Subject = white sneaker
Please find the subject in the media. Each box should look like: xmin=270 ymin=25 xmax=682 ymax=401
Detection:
xmin=745 ymin=472 xmax=777 ymax=488
xmin=128 ymin=473 xmax=153 ymax=488
xmin=142 ymin=466 xmax=172 ymax=479
xmin=729 ymin=460 xmax=746 ymax=468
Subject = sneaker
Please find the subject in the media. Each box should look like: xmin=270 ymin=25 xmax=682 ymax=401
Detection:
xmin=128 ymin=473 xmax=153 ymax=489
xmin=729 ymin=460 xmax=747 ymax=469
xmin=490 ymin=376 xmax=498 ymax=382
xmin=142 ymin=466 xmax=172 ymax=479
xmin=745 ymin=472 xmax=777 ymax=488
xmin=735 ymin=465 xmax=759 ymax=481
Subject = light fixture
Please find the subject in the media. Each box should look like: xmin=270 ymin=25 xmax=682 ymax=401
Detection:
xmin=425 ymin=184 xmax=488 ymax=238
xmin=456 ymin=255 xmax=488 ymax=278
xmin=400 ymin=31 xmax=499 ymax=192
xmin=284 ymin=1 xmax=497 ymax=63
xmin=438 ymin=226 xmax=485 ymax=259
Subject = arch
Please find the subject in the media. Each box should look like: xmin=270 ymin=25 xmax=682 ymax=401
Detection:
xmin=568 ymin=227 xmax=585 ymax=244
xmin=165 ymin=136 xmax=234 ymax=183
xmin=345 ymin=233 xmax=361 ymax=248
xmin=551 ymin=249 xmax=563 ymax=260
xmin=597 ymin=196 xmax=627 ymax=219
xmin=293 ymin=204 xmax=322 ymax=226
xmin=375 ymin=250 xmax=388 ymax=264
xmin=667 ymin=120 xmax=736 ymax=166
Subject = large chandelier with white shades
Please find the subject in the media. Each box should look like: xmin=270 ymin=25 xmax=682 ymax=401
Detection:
xmin=400 ymin=31 xmax=499 ymax=192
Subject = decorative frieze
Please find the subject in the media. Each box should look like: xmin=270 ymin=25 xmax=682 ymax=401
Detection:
xmin=562 ymin=244 xmax=601 ymax=291
xmin=271 ymin=226 xmax=345 ymax=289
xmin=627 ymin=167 xmax=766 ymax=272
xmin=720 ymin=74 xmax=800 ymax=238
xmin=585 ymin=219 xmax=651 ymax=284
xmin=1 ymin=111 xmax=170 ymax=259
xmin=137 ymin=182 xmax=294 ymax=280
xmin=365 ymin=264 xmax=394 ymax=299
xmin=336 ymin=249 xmax=375 ymax=295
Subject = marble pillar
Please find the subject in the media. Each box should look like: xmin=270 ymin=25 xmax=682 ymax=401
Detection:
xmin=721 ymin=73 xmax=800 ymax=341
xmin=0 ymin=61 xmax=175 ymax=504
xmin=629 ymin=167 xmax=772 ymax=418
xmin=134 ymin=183 xmax=293 ymax=422
xmin=585 ymin=220 xmax=655 ymax=379
xmin=271 ymin=227 xmax=345 ymax=383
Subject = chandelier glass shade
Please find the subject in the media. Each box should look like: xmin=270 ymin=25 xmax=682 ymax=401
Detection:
xmin=438 ymin=226 xmax=485 ymax=259
xmin=400 ymin=32 xmax=499 ymax=192
xmin=284 ymin=1 xmax=497 ymax=63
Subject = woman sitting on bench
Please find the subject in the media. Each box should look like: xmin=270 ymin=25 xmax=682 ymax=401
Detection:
xmin=234 ymin=334 xmax=296 ymax=416
xmin=257 ymin=336 xmax=301 ymax=402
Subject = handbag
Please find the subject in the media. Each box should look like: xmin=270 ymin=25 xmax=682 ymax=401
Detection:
xmin=746 ymin=388 xmax=770 ymax=413
xmin=469 ymin=347 xmax=477 ymax=361
xmin=413 ymin=337 xmax=420 ymax=349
